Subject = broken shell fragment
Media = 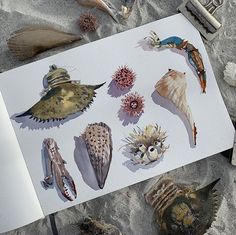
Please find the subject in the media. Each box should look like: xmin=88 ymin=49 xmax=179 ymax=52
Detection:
xmin=7 ymin=26 xmax=82 ymax=60
xmin=145 ymin=178 xmax=220 ymax=235
xmin=82 ymin=122 xmax=113 ymax=189
xmin=155 ymin=69 xmax=197 ymax=146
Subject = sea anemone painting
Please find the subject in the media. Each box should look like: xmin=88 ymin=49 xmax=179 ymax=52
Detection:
xmin=112 ymin=65 xmax=136 ymax=90
xmin=121 ymin=92 xmax=144 ymax=117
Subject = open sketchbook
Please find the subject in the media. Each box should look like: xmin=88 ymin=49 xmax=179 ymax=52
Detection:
xmin=0 ymin=14 xmax=234 ymax=233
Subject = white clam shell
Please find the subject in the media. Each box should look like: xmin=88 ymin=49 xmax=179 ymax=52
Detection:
xmin=223 ymin=62 xmax=236 ymax=87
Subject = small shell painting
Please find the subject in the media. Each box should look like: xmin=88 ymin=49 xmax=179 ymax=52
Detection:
xmin=15 ymin=65 xmax=105 ymax=127
xmin=82 ymin=122 xmax=113 ymax=189
xmin=123 ymin=124 xmax=169 ymax=166
xmin=145 ymin=31 xmax=206 ymax=93
xmin=145 ymin=178 xmax=220 ymax=235
xmin=154 ymin=69 xmax=197 ymax=146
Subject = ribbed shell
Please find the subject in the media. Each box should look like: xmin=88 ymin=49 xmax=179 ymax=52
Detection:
xmin=155 ymin=69 xmax=197 ymax=145
xmin=7 ymin=26 xmax=82 ymax=60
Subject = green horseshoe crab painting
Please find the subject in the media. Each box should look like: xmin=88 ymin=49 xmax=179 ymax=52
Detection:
xmin=14 ymin=65 xmax=105 ymax=129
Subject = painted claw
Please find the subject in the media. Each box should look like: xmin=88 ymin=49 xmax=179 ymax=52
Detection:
xmin=42 ymin=138 xmax=77 ymax=201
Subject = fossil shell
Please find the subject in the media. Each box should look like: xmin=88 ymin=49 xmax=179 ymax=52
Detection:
xmin=76 ymin=0 xmax=118 ymax=22
xmin=223 ymin=62 xmax=236 ymax=87
xmin=155 ymin=69 xmax=197 ymax=145
xmin=123 ymin=124 xmax=169 ymax=165
xmin=82 ymin=122 xmax=112 ymax=189
xmin=145 ymin=178 xmax=220 ymax=235
xmin=7 ymin=26 xmax=82 ymax=60
xmin=16 ymin=65 xmax=105 ymax=122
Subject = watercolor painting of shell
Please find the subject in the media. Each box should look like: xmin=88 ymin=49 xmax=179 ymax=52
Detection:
xmin=7 ymin=26 xmax=82 ymax=60
xmin=41 ymin=138 xmax=77 ymax=201
xmin=123 ymin=124 xmax=169 ymax=166
xmin=15 ymin=65 xmax=105 ymax=126
xmin=154 ymin=69 xmax=197 ymax=146
xmin=145 ymin=31 xmax=207 ymax=93
xmin=145 ymin=178 xmax=220 ymax=235
xmin=82 ymin=122 xmax=113 ymax=189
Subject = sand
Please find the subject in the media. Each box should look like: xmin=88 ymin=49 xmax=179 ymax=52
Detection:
xmin=0 ymin=0 xmax=236 ymax=234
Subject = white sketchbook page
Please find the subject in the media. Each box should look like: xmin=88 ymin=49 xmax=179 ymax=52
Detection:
xmin=0 ymin=93 xmax=43 ymax=233
xmin=0 ymin=14 xmax=234 ymax=216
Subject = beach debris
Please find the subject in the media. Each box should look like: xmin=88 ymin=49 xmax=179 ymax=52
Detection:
xmin=121 ymin=92 xmax=144 ymax=117
xmin=123 ymin=124 xmax=169 ymax=165
xmin=41 ymin=138 xmax=77 ymax=201
xmin=121 ymin=0 xmax=136 ymax=19
xmin=7 ymin=26 xmax=82 ymax=60
xmin=112 ymin=65 xmax=136 ymax=90
xmin=223 ymin=62 xmax=236 ymax=87
xmin=78 ymin=12 xmax=99 ymax=32
xmin=155 ymin=69 xmax=197 ymax=146
xmin=15 ymin=65 xmax=105 ymax=123
xmin=59 ymin=218 xmax=122 ymax=235
xmin=82 ymin=122 xmax=113 ymax=189
xmin=76 ymin=0 xmax=118 ymax=23
xmin=145 ymin=31 xmax=206 ymax=93
xmin=145 ymin=178 xmax=220 ymax=235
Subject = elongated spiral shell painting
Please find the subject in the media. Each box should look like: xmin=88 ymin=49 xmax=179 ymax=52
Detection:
xmin=145 ymin=178 xmax=220 ymax=235
xmin=82 ymin=122 xmax=113 ymax=189
xmin=15 ymin=65 xmax=105 ymax=123
xmin=155 ymin=69 xmax=197 ymax=146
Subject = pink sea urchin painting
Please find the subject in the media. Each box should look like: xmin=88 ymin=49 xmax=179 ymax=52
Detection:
xmin=78 ymin=12 xmax=98 ymax=32
xmin=112 ymin=65 xmax=136 ymax=90
xmin=121 ymin=92 xmax=145 ymax=117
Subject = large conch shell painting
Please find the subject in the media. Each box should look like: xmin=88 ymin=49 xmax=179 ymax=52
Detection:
xmin=145 ymin=178 xmax=220 ymax=235
xmin=145 ymin=31 xmax=207 ymax=93
xmin=15 ymin=65 xmax=105 ymax=127
xmin=154 ymin=69 xmax=197 ymax=146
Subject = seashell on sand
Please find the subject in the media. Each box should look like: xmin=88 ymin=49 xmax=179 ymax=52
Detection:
xmin=76 ymin=0 xmax=118 ymax=22
xmin=155 ymin=69 xmax=197 ymax=146
xmin=145 ymin=178 xmax=220 ymax=235
xmin=7 ymin=26 xmax=82 ymax=60
xmin=223 ymin=62 xmax=236 ymax=87
xmin=82 ymin=122 xmax=113 ymax=189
